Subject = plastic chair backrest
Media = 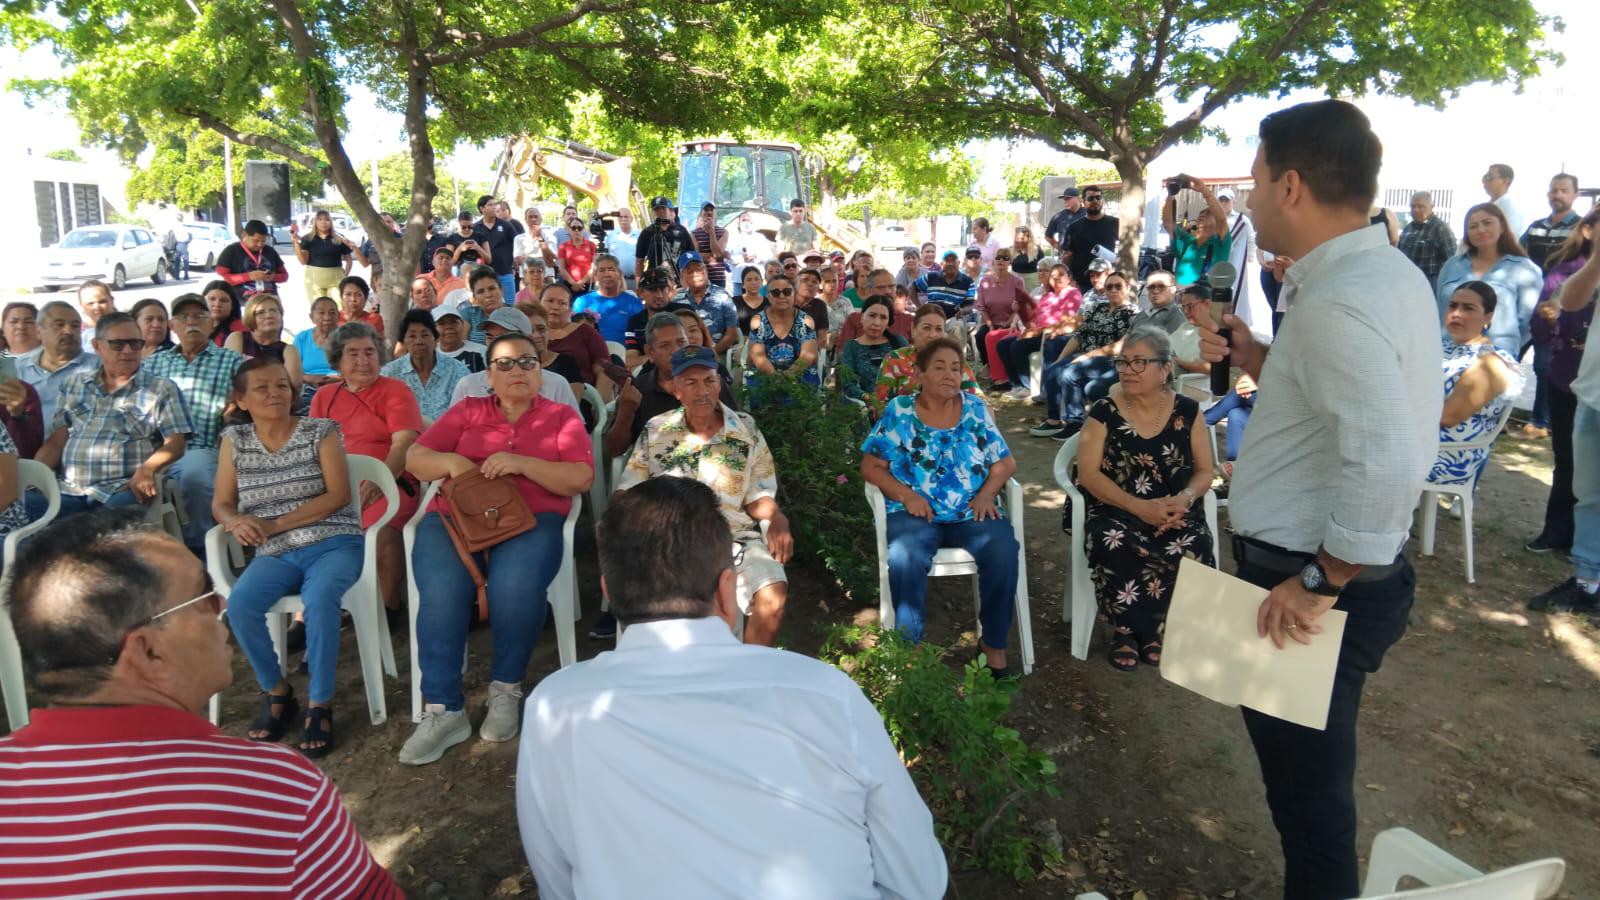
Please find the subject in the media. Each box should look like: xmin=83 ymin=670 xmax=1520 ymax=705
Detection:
xmin=4 ymin=460 xmax=61 ymax=569
xmin=347 ymin=455 xmax=401 ymax=531
xmin=605 ymin=340 xmax=626 ymax=362
xmin=1430 ymin=400 xmax=1515 ymax=488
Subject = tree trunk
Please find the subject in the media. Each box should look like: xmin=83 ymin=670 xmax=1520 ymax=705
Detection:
xmin=1112 ymin=155 xmax=1147 ymax=276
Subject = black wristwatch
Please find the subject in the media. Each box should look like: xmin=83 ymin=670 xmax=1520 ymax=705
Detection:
xmin=1299 ymin=560 xmax=1342 ymax=597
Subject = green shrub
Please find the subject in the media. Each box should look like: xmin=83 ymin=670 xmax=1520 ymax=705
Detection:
xmin=822 ymin=623 xmax=1063 ymax=880
xmin=742 ymin=373 xmax=877 ymax=601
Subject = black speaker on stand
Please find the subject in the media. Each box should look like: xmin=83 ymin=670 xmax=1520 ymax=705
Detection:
xmin=244 ymin=160 xmax=291 ymax=225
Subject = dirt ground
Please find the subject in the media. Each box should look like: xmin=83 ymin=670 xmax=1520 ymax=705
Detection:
xmin=78 ymin=400 xmax=1598 ymax=898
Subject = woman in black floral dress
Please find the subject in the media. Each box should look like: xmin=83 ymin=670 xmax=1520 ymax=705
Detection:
xmin=1075 ymin=326 xmax=1216 ymax=670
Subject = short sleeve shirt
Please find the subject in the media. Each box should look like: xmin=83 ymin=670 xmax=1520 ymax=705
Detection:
xmin=860 ymin=392 xmax=1011 ymax=523
xmin=380 ymin=351 xmax=471 ymax=423
xmin=573 ymin=290 xmax=644 ymax=344
xmin=673 ymin=286 xmax=738 ymax=343
xmin=559 ymin=239 xmax=597 ymax=285
xmin=616 ymin=403 xmax=777 ymax=540
xmin=692 ymin=226 xmax=730 ymax=284
xmin=309 ymin=377 xmax=424 ymax=461
xmin=473 ymin=220 xmax=518 ymax=276
xmin=417 ymin=395 xmax=592 ymax=517
xmin=52 ymin=369 xmax=195 ymax=501
xmin=1172 ymin=227 xmax=1233 ymax=287
xmin=143 ymin=344 xmax=245 ymax=451
xmin=298 ymin=234 xmax=351 ymax=268
xmin=873 ymin=345 xmax=980 ymax=403
xmin=749 ymin=310 xmax=817 ymax=377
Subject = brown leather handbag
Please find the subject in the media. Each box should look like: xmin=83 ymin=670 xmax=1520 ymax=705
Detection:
xmin=438 ymin=469 xmax=537 ymax=617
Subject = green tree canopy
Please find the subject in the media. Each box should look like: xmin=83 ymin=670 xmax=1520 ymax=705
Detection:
xmin=125 ymin=121 xmax=323 ymax=212
xmin=836 ymin=0 xmax=1557 ymax=266
xmin=44 ymin=148 xmax=82 ymax=162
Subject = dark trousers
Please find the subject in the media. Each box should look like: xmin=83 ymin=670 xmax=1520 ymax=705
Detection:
xmin=1529 ymin=341 xmax=1552 ymax=429
xmin=975 ymin=324 xmax=992 ymax=366
xmin=1539 ymin=386 xmax=1578 ymax=547
xmin=997 ymin=334 xmax=1045 ymax=388
xmin=1236 ymin=556 xmax=1414 ymax=900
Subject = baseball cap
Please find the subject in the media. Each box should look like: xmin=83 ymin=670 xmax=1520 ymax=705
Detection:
xmin=700 ymin=202 xmax=716 ymax=212
xmin=431 ymin=305 xmax=463 ymax=323
xmin=1059 ymin=187 xmax=1080 ymax=199
xmin=638 ymin=268 xmax=672 ymax=290
xmin=964 ymin=245 xmax=982 ymax=258
xmin=650 ymin=196 xmax=675 ymax=210
xmin=1217 ymin=188 xmax=1236 ymax=200
xmin=828 ymin=249 xmax=845 ymax=260
xmin=678 ymin=250 xmax=705 ymax=269
xmin=1087 ymin=258 xmax=1115 ymax=273
xmin=802 ymin=249 xmax=824 ymax=262
xmin=942 ymin=250 xmax=959 ymax=261
xmin=670 ymin=345 xmax=720 ymax=377
xmin=170 ymin=294 xmax=208 ymax=317
xmin=485 ymin=306 xmax=532 ymax=333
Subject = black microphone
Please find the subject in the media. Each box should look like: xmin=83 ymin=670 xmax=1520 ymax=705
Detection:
xmin=1206 ymin=261 xmax=1239 ymax=397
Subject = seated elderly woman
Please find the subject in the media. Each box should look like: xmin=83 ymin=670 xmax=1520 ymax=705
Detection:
xmin=401 ymin=331 xmax=594 ymax=766
xmin=746 ymin=275 xmax=820 ymax=386
xmin=215 ymin=358 xmax=363 ymax=756
xmin=225 ymin=292 xmax=304 ymax=398
xmin=860 ymin=337 xmax=1020 ymax=678
xmin=873 ymin=304 xmax=980 ymax=404
xmin=1075 ymin=326 xmax=1216 ymax=671
xmin=310 ymin=322 xmax=423 ymax=615
xmin=1434 ymin=281 xmax=1523 ymax=483
xmin=380 ymin=308 xmax=470 ymax=425
xmin=837 ymin=296 xmax=908 ymax=401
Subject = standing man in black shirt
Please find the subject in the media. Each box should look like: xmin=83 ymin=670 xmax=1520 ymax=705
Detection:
xmin=1061 ymin=187 xmax=1119 ymax=291
xmin=473 ymin=195 xmax=518 ymax=302
xmin=445 ymin=211 xmax=487 ymax=271
xmin=215 ymin=220 xmax=290 ymax=299
xmin=635 ymin=196 xmax=695 ymax=283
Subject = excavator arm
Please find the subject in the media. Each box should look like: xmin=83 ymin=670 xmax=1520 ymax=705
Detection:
xmin=497 ymin=136 xmax=649 ymax=222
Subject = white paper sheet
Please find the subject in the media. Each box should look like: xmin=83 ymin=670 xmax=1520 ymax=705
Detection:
xmin=1161 ymin=558 xmax=1347 ymax=730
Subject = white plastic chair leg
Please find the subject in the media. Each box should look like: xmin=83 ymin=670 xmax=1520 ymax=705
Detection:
xmin=1460 ymin=493 xmax=1476 ymax=584
xmin=347 ymin=593 xmax=388 ymax=725
xmin=1419 ymin=490 xmax=1438 ymax=557
xmin=208 ymin=692 xmax=220 ymax=726
xmin=268 ymin=613 xmax=291 ymax=676
xmin=1 ymin=614 xmax=30 ymax=730
xmin=1028 ymin=351 xmax=1044 ymax=399
xmin=1361 ymin=828 xmax=1483 ymax=896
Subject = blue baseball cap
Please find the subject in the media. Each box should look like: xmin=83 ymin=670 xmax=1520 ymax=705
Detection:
xmin=678 ymin=250 xmax=705 ymax=269
xmin=670 ymin=345 xmax=720 ymax=378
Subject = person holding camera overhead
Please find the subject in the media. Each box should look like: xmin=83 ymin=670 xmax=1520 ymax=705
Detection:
xmin=1163 ymin=176 xmax=1233 ymax=287
xmin=635 ymin=196 xmax=696 ymax=282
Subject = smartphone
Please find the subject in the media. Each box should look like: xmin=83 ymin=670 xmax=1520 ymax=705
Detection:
xmin=0 ymin=356 xmax=15 ymax=384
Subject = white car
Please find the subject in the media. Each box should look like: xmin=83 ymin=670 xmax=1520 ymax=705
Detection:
xmin=39 ymin=224 xmax=168 ymax=291
xmin=183 ymin=222 xmax=235 ymax=269
xmin=874 ymin=224 xmax=916 ymax=258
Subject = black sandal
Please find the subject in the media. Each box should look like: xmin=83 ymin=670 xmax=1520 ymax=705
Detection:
xmin=249 ymin=689 xmax=299 ymax=742
xmin=298 ymin=706 xmax=335 ymax=759
xmin=1138 ymin=634 xmax=1163 ymax=668
xmin=1109 ymin=633 xmax=1140 ymax=672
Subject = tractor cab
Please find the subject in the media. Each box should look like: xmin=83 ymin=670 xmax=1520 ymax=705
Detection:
xmin=676 ymin=140 xmax=808 ymax=239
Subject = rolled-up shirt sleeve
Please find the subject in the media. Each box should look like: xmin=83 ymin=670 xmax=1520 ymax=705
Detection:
xmin=1297 ymin=305 xmax=1437 ymax=564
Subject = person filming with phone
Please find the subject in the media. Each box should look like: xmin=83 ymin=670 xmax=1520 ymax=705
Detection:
xmin=1195 ymin=100 xmax=1441 ymax=900
xmin=1162 ymin=176 xmax=1232 ymax=287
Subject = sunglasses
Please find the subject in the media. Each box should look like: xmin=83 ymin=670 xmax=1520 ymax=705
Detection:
xmin=489 ymin=356 xmax=542 ymax=371
xmin=768 ymin=288 xmax=795 ymax=297
xmin=103 ymin=338 xmax=146 ymax=352
xmin=783 ymin=262 xmax=799 ymax=269
xmin=994 ymin=254 xmax=1013 ymax=262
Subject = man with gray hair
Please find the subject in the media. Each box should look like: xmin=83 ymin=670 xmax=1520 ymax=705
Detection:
xmin=34 ymin=311 xmax=192 ymax=519
xmin=0 ymin=509 xmax=402 ymax=897
xmin=516 ymin=477 xmax=944 ymax=899
xmin=604 ymin=312 xmax=739 ymax=460
xmin=1398 ymin=191 xmax=1457 ymax=293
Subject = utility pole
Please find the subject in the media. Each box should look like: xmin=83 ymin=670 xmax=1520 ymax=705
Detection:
xmin=371 ymin=156 xmax=381 ymax=210
xmin=223 ymin=138 xmax=236 ymax=231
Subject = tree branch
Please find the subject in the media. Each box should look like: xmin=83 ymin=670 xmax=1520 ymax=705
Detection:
xmin=182 ymin=109 xmax=326 ymax=172
xmin=966 ymin=15 xmax=1119 ymax=153
xmin=1151 ymin=0 xmax=1338 ymax=154
xmin=424 ymin=0 xmax=730 ymax=67
xmin=1126 ymin=0 xmax=1181 ymax=110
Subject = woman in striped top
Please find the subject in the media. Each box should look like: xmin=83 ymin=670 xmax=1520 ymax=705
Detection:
xmin=214 ymin=358 xmax=363 ymax=758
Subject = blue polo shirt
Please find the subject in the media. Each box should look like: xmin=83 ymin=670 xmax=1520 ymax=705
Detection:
xmin=573 ymin=290 xmax=644 ymax=345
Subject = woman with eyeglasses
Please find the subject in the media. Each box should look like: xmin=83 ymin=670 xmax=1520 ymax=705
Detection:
xmin=746 ymin=275 xmax=820 ymax=386
xmin=226 ymin=293 xmax=305 ymax=400
xmin=401 ymin=331 xmax=594 ymax=766
xmin=216 ymin=358 xmax=365 ymax=756
xmin=1032 ymin=270 xmax=1138 ymax=439
xmin=1074 ymin=325 xmax=1215 ymax=671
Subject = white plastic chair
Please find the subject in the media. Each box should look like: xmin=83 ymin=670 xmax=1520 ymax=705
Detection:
xmin=580 ymin=384 xmax=611 ymax=520
xmin=404 ymin=482 xmax=583 ymax=724
xmin=1076 ymin=827 xmax=1562 ymax=899
xmin=1027 ymin=350 xmax=1045 ymax=399
xmin=1418 ymin=402 xmax=1514 ymax=584
xmin=205 ymin=455 xmax=399 ymax=726
xmin=146 ymin=472 xmax=186 ymax=542
xmin=1 ymin=460 xmax=62 ymax=730
xmin=1053 ymin=434 xmax=1220 ymax=661
xmin=865 ymin=479 xmax=1036 ymax=675
xmin=604 ymin=340 xmax=625 ymax=363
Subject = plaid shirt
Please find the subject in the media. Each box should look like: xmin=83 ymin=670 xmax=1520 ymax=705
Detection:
xmin=51 ymin=368 xmax=194 ymax=501
xmin=144 ymin=344 xmax=244 ymax=451
xmin=1398 ymin=216 xmax=1458 ymax=288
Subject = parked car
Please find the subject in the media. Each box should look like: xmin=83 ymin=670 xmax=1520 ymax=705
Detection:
xmin=38 ymin=224 xmax=167 ymax=291
xmin=184 ymin=222 xmax=235 ymax=269
xmin=873 ymin=224 xmax=916 ymax=258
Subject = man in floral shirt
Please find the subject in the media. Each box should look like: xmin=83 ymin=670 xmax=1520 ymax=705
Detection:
xmin=616 ymin=346 xmax=794 ymax=646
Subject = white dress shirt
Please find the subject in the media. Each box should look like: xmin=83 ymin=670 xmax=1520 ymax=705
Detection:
xmin=449 ymin=367 xmax=579 ymax=413
xmin=515 ymin=616 xmax=947 ymax=900
xmin=1229 ymin=224 xmax=1443 ymax=565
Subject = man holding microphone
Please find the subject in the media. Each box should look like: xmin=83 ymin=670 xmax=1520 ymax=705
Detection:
xmin=1197 ymin=100 xmax=1441 ymax=900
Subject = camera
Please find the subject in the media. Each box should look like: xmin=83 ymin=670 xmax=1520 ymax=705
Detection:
xmin=1166 ymin=175 xmax=1191 ymax=196
xmin=588 ymin=213 xmax=613 ymax=239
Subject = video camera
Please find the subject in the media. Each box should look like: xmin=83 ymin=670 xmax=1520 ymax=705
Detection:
xmin=588 ymin=213 xmax=614 ymax=252
xmin=1165 ymin=174 xmax=1192 ymax=197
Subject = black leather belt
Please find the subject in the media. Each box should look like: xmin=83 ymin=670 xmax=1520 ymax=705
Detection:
xmin=1231 ymin=535 xmax=1405 ymax=583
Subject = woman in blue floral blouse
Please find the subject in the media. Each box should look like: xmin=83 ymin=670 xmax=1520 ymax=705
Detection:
xmin=746 ymin=275 xmax=819 ymax=386
xmin=860 ymin=337 xmax=1020 ymax=677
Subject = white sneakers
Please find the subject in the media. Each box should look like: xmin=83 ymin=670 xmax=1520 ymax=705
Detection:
xmin=399 ymin=704 xmax=470 ymax=766
xmin=399 ymin=681 xmax=523 ymax=765
xmin=1006 ymin=386 xmax=1032 ymax=400
xmin=479 ymin=681 xmax=524 ymax=743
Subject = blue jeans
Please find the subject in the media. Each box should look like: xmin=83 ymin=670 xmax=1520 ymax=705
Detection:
xmin=885 ymin=512 xmax=1018 ymax=649
xmin=997 ymin=334 xmax=1044 ymax=389
xmin=412 ymin=511 xmax=565 ymax=710
xmin=225 ymin=533 xmax=363 ymax=704
xmin=1529 ymin=341 xmax=1551 ymax=429
xmin=1039 ymin=336 xmax=1076 ymax=419
xmin=173 ymin=246 xmax=190 ymax=279
xmin=1204 ymin=390 xmax=1256 ymax=461
xmin=1238 ymin=555 xmax=1414 ymax=899
xmin=1571 ymin=401 xmax=1600 ymax=583
xmin=497 ymin=274 xmax=517 ymax=304
xmin=1049 ymin=355 xmax=1119 ymax=424
xmin=165 ymin=448 xmax=218 ymax=554
xmin=27 ymin=488 xmax=140 ymax=521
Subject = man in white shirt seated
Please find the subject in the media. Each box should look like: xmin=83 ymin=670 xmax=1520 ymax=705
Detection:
xmin=448 ymin=306 xmax=578 ymax=414
xmin=515 ymin=476 xmax=947 ymax=900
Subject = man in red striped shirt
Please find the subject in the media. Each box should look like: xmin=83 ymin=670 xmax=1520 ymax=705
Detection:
xmin=0 ymin=509 xmax=402 ymax=899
